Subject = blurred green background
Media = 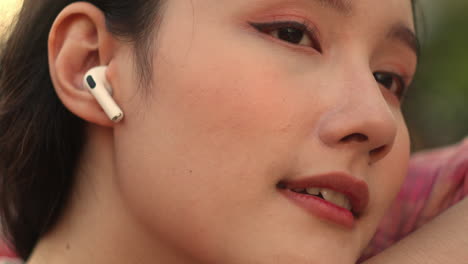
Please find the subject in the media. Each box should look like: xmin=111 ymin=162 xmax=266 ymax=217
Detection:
xmin=405 ymin=0 xmax=468 ymax=151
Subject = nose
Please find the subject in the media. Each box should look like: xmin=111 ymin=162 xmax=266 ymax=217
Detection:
xmin=316 ymin=70 xmax=398 ymax=165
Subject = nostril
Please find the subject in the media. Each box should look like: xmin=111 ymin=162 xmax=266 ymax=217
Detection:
xmin=369 ymin=145 xmax=388 ymax=163
xmin=340 ymin=133 xmax=368 ymax=143
xmin=370 ymin=145 xmax=386 ymax=155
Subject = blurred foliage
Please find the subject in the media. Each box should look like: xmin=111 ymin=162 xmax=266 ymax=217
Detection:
xmin=404 ymin=0 xmax=468 ymax=152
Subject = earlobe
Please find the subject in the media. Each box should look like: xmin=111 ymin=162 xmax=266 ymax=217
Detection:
xmin=48 ymin=2 xmax=120 ymax=127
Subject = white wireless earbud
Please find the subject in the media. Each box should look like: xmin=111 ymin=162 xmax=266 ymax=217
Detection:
xmin=83 ymin=66 xmax=124 ymax=123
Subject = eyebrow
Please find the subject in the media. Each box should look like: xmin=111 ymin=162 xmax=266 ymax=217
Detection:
xmin=387 ymin=24 xmax=420 ymax=59
xmin=315 ymin=0 xmax=353 ymax=15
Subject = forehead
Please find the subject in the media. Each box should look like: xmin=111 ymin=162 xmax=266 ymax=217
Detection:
xmin=188 ymin=0 xmax=416 ymax=34
xmin=311 ymin=0 xmax=413 ymax=16
xmin=250 ymin=0 xmax=414 ymax=24
xmin=183 ymin=0 xmax=413 ymax=20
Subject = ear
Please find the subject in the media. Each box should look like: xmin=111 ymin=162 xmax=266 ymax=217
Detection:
xmin=48 ymin=2 xmax=120 ymax=127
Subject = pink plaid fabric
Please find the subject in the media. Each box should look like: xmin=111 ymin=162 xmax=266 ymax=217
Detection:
xmin=359 ymin=137 xmax=468 ymax=261
xmin=0 ymin=241 xmax=16 ymax=259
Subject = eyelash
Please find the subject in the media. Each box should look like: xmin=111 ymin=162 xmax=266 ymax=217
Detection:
xmin=249 ymin=20 xmax=409 ymax=103
xmin=373 ymin=72 xmax=409 ymax=102
xmin=249 ymin=20 xmax=323 ymax=53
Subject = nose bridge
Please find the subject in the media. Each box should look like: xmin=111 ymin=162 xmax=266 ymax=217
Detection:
xmin=316 ymin=61 xmax=398 ymax=163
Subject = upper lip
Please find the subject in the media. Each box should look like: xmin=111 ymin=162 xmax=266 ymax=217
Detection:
xmin=278 ymin=172 xmax=369 ymax=216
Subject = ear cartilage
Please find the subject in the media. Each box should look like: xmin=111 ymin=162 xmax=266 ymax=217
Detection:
xmin=83 ymin=66 xmax=124 ymax=123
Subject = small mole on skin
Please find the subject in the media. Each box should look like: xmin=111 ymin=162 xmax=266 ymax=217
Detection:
xmin=66 ymin=243 xmax=70 ymax=250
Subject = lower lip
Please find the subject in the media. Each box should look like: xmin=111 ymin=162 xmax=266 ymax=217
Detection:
xmin=279 ymin=188 xmax=355 ymax=229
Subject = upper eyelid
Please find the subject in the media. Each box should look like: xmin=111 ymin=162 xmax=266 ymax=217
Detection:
xmin=251 ymin=14 xmax=323 ymax=38
xmin=375 ymin=71 xmax=409 ymax=101
xmin=383 ymin=71 xmax=413 ymax=91
xmin=249 ymin=20 xmax=323 ymax=53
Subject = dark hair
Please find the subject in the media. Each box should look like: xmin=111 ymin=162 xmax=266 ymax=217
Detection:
xmin=0 ymin=0 xmax=164 ymax=259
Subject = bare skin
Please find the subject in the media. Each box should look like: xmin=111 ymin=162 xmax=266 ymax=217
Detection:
xmin=363 ymin=197 xmax=468 ymax=264
xmin=24 ymin=0 xmax=443 ymax=263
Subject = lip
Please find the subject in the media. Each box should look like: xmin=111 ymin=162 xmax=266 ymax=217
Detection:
xmin=277 ymin=172 xmax=369 ymax=229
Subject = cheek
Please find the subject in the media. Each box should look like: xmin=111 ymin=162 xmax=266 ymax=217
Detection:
xmin=367 ymin=117 xmax=410 ymax=223
xmin=352 ymin=116 xmax=410 ymax=250
xmin=146 ymin=33 xmax=313 ymax=174
xmin=110 ymin=28 xmax=316 ymax=262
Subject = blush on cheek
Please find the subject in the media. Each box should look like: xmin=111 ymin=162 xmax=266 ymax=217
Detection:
xmin=369 ymin=123 xmax=410 ymax=215
xmin=157 ymin=59 xmax=299 ymax=139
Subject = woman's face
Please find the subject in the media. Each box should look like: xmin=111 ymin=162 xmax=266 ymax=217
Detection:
xmin=110 ymin=0 xmax=416 ymax=262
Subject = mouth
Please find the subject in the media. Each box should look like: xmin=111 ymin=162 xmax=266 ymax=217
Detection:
xmin=276 ymin=172 xmax=369 ymax=229
xmin=286 ymin=187 xmax=353 ymax=211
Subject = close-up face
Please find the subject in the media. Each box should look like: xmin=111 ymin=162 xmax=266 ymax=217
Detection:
xmin=108 ymin=0 xmax=417 ymax=263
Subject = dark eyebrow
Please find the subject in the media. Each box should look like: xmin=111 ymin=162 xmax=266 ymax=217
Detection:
xmin=315 ymin=0 xmax=353 ymax=15
xmin=387 ymin=24 xmax=421 ymax=60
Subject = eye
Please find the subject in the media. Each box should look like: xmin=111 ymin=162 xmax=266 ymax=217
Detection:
xmin=373 ymin=72 xmax=408 ymax=101
xmin=249 ymin=21 xmax=322 ymax=53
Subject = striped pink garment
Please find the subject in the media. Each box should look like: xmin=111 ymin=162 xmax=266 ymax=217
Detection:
xmin=0 ymin=242 xmax=17 ymax=262
xmin=359 ymin=137 xmax=468 ymax=262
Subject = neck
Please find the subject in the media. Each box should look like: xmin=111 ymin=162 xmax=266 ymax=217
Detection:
xmin=26 ymin=125 xmax=192 ymax=264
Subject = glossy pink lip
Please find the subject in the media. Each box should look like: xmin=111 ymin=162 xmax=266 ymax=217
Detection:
xmin=278 ymin=172 xmax=369 ymax=229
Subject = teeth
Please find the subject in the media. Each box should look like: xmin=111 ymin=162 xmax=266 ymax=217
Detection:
xmin=305 ymin=187 xmax=320 ymax=195
xmin=290 ymin=187 xmax=352 ymax=211
xmin=342 ymin=198 xmax=352 ymax=211
xmin=320 ymin=189 xmax=352 ymax=211
xmin=292 ymin=188 xmax=305 ymax=193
